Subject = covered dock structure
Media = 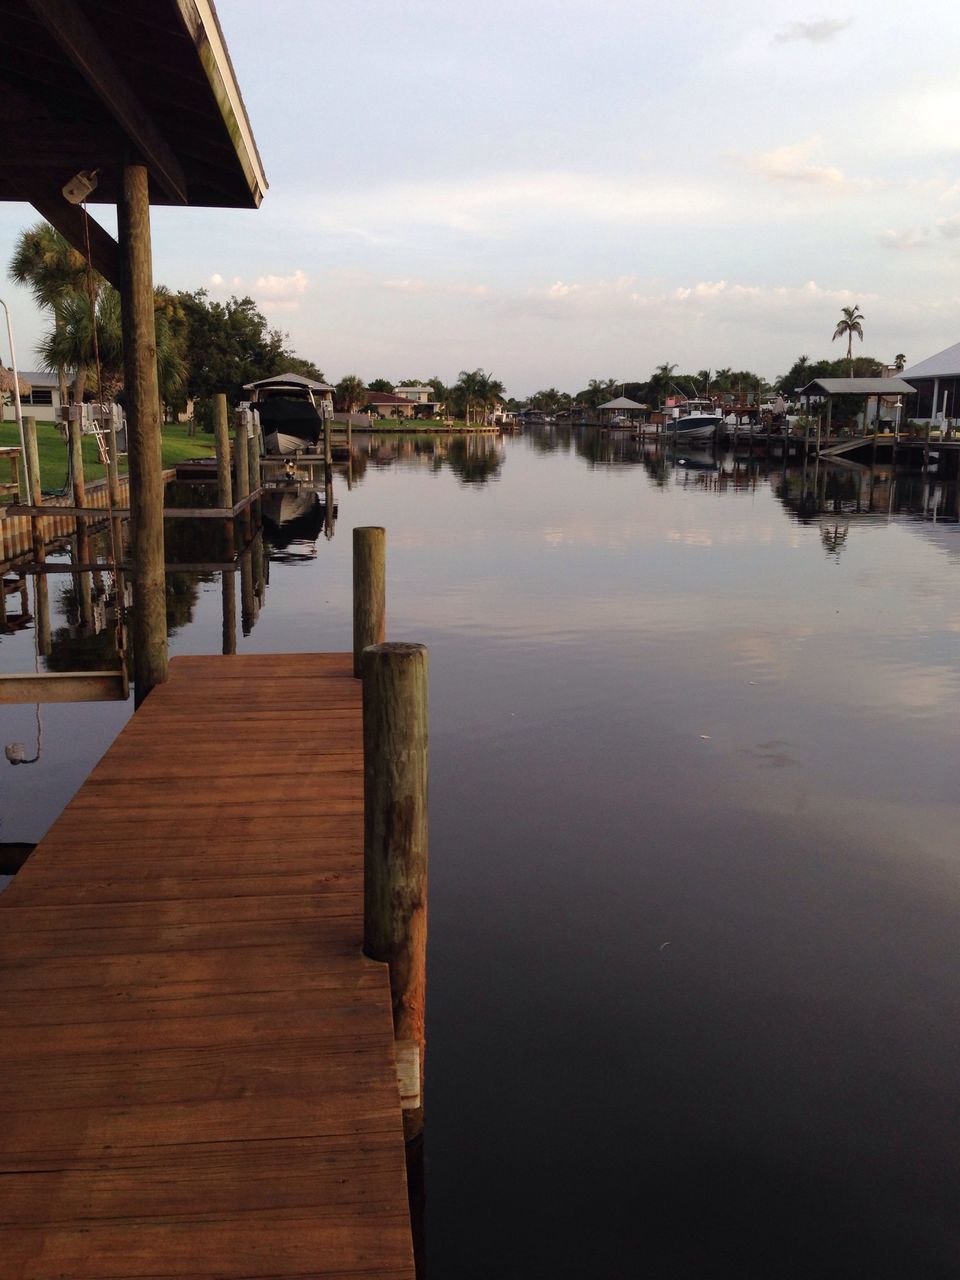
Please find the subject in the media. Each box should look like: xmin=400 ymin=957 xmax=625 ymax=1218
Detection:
xmin=597 ymin=395 xmax=647 ymax=427
xmin=798 ymin=376 xmax=917 ymax=440
xmin=0 ymin=0 xmax=267 ymax=701
xmin=900 ymin=342 xmax=960 ymax=425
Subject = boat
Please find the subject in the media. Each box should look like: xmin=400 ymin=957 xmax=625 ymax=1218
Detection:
xmin=242 ymin=373 xmax=336 ymax=456
xmin=667 ymin=397 xmax=724 ymax=442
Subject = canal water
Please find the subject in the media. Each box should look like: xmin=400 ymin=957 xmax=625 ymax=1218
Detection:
xmin=1 ymin=430 xmax=958 ymax=1277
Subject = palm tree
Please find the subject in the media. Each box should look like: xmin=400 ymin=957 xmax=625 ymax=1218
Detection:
xmin=9 ymin=221 xmax=96 ymax=407
xmin=832 ymin=305 xmax=864 ymax=376
xmin=894 ymin=353 xmax=906 ymax=372
xmin=39 ymin=285 xmax=184 ymax=408
xmin=335 ymin=374 xmax=366 ymax=413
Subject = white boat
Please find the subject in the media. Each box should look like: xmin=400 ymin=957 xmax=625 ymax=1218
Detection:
xmin=242 ymin=373 xmax=336 ymax=456
xmin=668 ymin=398 xmax=724 ymax=442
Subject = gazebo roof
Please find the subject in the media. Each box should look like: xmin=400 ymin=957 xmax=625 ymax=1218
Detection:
xmin=598 ymin=396 xmax=645 ymax=410
xmin=799 ymin=378 xmax=916 ymax=397
xmin=900 ymin=342 xmax=960 ymax=380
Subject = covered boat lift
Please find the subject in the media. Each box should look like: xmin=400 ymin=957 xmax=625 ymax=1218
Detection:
xmin=798 ymin=377 xmax=916 ymax=443
xmin=597 ymin=394 xmax=647 ymax=427
xmin=0 ymin=0 xmax=267 ymax=700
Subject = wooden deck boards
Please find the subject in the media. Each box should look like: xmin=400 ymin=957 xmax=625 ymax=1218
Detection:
xmin=0 ymin=653 xmax=415 ymax=1279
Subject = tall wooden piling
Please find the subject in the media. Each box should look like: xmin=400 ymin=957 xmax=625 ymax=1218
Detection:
xmin=107 ymin=415 xmax=121 ymax=507
xmin=361 ymin=641 xmax=429 ymax=1143
xmin=118 ymin=161 xmax=167 ymax=702
xmin=234 ymin=416 xmax=250 ymax=504
xmin=247 ymin=422 xmax=260 ymax=494
xmin=324 ymin=413 xmax=333 ymax=468
xmin=353 ymin=526 xmax=386 ymax=676
xmin=213 ymin=393 xmax=233 ymax=510
xmin=23 ymin=416 xmax=41 ymax=509
xmin=67 ymin=417 xmax=86 ymax=508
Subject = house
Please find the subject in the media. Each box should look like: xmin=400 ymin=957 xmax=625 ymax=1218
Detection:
xmin=900 ymin=343 xmax=960 ymax=424
xmin=394 ymin=385 xmax=445 ymax=418
xmin=366 ymin=391 xmax=416 ymax=420
xmin=1 ymin=370 xmax=64 ymax=422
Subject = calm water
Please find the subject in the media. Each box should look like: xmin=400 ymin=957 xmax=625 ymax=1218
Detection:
xmin=2 ymin=430 xmax=959 ymax=1277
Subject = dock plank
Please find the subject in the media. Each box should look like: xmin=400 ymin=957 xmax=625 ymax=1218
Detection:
xmin=0 ymin=653 xmax=415 ymax=1279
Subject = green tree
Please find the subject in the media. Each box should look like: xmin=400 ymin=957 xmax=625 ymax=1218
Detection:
xmin=832 ymin=305 xmax=864 ymax=376
xmin=176 ymin=291 xmax=295 ymax=406
xmin=38 ymin=286 xmax=185 ymax=409
xmin=335 ymin=374 xmax=366 ymax=412
xmin=9 ymin=221 xmax=96 ymax=406
xmin=367 ymin=377 xmax=394 ymax=393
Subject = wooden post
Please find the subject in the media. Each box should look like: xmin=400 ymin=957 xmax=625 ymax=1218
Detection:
xmin=107 ymin=414 xmax=121 ymax=508
xmin=361 ymin=641 xmax=428 ymax=1143
xmin=118 ymin=161 xmax=167 ymax=703
xmin=324 ymin=412 xmax=332 ymax=467
xmin=23 ymin=416 xmax=41 ymax=508
xmin=353 ymin=526 xmax=386 ymax=676
xmin=234 ymin=416 xmax=250 ymax=505
xmin=67 ymin=418 xmax=85 ymax=508
xmin=240 ymin=553 xmax=255 ymax=635
xmin=213 ymin=393 xmax=233 ymax=510
xmin=247 ymin=423 xmax=260 ymax=495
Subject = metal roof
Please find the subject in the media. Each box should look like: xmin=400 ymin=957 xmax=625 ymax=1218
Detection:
xmin=0 ymin=0 xmax=266 ymax=210
xmin=244 ymin=373 xmax=334 ymax=393
xmin=799 ymin=378 xmax=916 ymax=396
xmin=598 ymin=396 xmax=646 ymax=410
xmin=900 ymin=342 xmax=960 ymax=380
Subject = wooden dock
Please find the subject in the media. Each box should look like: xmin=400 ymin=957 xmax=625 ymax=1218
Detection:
xmin=0 ymin=653 xmax=416 ymax=1279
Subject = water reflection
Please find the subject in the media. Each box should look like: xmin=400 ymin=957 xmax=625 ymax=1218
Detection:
xmin=2 ymin=429 xmax=959 ymax=1276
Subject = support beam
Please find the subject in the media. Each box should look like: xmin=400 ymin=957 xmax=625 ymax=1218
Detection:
xmin=118 ymin=162 xmax=167 ymax=703
xmin=24 ymin=0 xmax=188 ymax=204
xmin=0 ymin=671 xmax=126 ymax=704
xmin=27 ymin=194 xmax=121 ymax=287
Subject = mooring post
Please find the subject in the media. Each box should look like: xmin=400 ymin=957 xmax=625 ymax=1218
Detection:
xmin=353 ymin=526 xmax=386 ymax=677
xmin=213 ymin=393 xmax=233 ymax=510
xmin=107 ymin=414 xmax=121 ymax=507
xmin=324 ymin=412 xmax=333 ymax=468
xmin=22 ymin=415 xmax=45 ymax=562
xmin=361 ymin=641 xmax=429 ymax=1143
xmin=118 ymin=161 xmax=168 ymax=703
xmin=234 ymin=415 xmax=250 ymax=505
xmin=67 ymin=416 xmax=85 ymax=509
xmin=247 ymin=425 xmax=260 ymax=496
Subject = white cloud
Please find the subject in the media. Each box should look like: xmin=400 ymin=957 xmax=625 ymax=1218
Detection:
xmin=255 ymin=269 xmax=309 ymax=297
xmin=742 ymin=138 xmax=848 ymax=188
xmin=282 ymin=172 xmax=727 ymax=240
xmin=877 ymin=228 xmax=929 ymax=251
xmin=937 ymin=214 xmax=960 ymax=240
xmin=381 ymin=277 xmax=489 ymax=298
xmin=773 ymin=17 xmax=852 ymax=45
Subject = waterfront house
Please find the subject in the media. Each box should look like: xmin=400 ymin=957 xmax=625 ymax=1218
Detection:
xmin=367 ymin=390 xmax=417 ymax=420
xmin=0 ymin=370 xmax=64 ymax=422
xmin=394 ymin=385 xmax=445 ymax=418
xmin=900 ymin=343 xmax=960 ymax=424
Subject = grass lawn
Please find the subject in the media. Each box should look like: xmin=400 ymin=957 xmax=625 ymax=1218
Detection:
xmin=0 ymin=420 xmax=214 ymax=498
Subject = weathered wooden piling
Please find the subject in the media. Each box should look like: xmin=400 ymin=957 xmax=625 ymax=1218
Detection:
xmin=118 ymin=161 xmax=167 ymax=703
xmin=107 ymin=414 xmax=121 ymax=508
xmin=353 ymin=526 xmax=386 ymax=676
xmin=361 ymin=641 xmax=429 ymax=1143
xmin=324 ymin=413 xmax=333 ymax=467
xmin=234 ymin=415 xmax=250 ymax=503
xmin=213 ymin=393 xmax=233 ymax=510
xmin=247 ymin=422 xmax=260 ymax=494
xmin=67 ymin=417 xmax=85 ymax=508
xmin=23 ymin=415 xmax=41 ymax=510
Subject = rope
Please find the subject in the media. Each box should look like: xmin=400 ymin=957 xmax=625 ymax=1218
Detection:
xmin=80 ymin=201 xmax=127 ymax=669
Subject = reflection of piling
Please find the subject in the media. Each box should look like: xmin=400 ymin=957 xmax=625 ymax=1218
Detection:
xmin=251 ymin=531 xmax=265 ymax=606
xmin=324 ymin=471 xmax=335 ymax=539
xmin=361 ymin=642 xmax=429 ymax=1143
xmin=33 ymin=573 xmax=51 ymax=656
xmin=221 ymin=570 xmax=236 ymax=655
xmin=240 ymin=553 xmax=255 ymax=636
xmin=353 ymin=526 xmax=385 ymax=676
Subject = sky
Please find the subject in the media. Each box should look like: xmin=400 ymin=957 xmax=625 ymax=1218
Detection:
xmin=2 ymin=0 xmax=960 ymax=397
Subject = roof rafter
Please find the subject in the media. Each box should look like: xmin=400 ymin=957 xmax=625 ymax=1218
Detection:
xmin=23 ymin=0 xmax=188 ymax=204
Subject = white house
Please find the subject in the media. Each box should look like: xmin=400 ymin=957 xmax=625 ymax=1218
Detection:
xmin=1 ymin=369 xmax=64 ymax=422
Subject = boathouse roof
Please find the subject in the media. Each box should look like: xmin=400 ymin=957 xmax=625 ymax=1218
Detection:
xmin=900 ymin=342 xmax=960 ymax=380
xmin=244 ymin=373 xmax=335 ymax=393
xmin=799 ymin=377 xmax=916 ymax=396
xmin=0 ymin=0 xmax=267 ymax=215
xmin=598 ymin=396 xmax=646 ymax=410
